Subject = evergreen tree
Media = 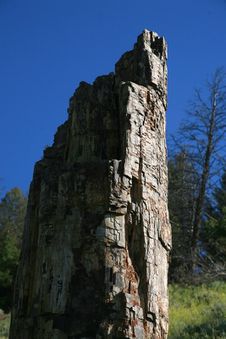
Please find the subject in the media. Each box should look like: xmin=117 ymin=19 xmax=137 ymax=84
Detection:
xmin=213 ymin=170 xmax=226 ymax=219
xmin=168 ymin=152 xmax=198 ymax=281
xmin=0 ymin=188 xmax=27 ymax=311
xmin=202 ymin=170 xmax=226 ymax=277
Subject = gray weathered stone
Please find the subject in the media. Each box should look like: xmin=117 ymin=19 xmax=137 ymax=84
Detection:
xmin=10 ymin=29 xmax=171 ymax=338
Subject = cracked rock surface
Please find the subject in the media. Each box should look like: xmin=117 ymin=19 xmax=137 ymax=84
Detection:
xmin=10 ymin=29 xmax=171 ymax=339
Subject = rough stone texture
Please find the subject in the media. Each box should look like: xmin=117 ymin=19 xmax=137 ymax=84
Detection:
xmin=10 ymin=30 xmax=171 ymax=339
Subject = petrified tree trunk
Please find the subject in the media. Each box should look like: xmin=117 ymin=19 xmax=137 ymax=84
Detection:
xmin=10 ymin=30 xmax=171 ymax=339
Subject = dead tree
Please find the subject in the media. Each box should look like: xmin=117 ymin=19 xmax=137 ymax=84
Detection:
xmin=173 ymin=68 xmax=226 ymax=273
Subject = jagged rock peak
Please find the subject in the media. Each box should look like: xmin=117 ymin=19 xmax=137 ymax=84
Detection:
xmin=10 ymin=29 xmax=171 ymax=339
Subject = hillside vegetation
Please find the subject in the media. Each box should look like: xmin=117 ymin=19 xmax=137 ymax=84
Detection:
xmin=0 ymin=313 xmax=10 ymax=339
xmin=169 ymin=281 xmax=226 ymax=338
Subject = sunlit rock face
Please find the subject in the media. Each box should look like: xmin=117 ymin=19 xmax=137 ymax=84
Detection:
xmin=10 ymin=29 xmax=171 ymax=339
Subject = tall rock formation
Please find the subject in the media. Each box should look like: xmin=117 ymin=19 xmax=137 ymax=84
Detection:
xmin=10 ymin=30 xmax=171 ymax=338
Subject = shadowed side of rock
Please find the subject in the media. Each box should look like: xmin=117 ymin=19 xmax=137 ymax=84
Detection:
xmin=10 ymin=29 xmax=171 ymax=339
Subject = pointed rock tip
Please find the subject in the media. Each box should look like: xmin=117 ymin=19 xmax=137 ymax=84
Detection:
xmin=135 ymin=28 xmax=167 ymax=59
xmin=138 ymin=28 xmax=166 ymax=43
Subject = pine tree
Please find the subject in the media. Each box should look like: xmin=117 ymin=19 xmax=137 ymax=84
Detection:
xmin=168 ymin=152 xmax=198 ymax=281
xmin=0 ymin=188 xmax=27 ymax=311
xmin=202 ymin=170 xmax=226 ymax=278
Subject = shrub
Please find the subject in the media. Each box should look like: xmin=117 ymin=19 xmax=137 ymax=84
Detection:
xmin=169 ymin=281 xmax=226 ymax=338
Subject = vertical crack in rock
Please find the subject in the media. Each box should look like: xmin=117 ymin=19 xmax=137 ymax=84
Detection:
xmin=10 ymin=29 xmax=171 ymax=339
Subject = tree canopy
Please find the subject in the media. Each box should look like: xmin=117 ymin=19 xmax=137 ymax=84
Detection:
xmin=0 ymin=188 xmax=27 ymax=311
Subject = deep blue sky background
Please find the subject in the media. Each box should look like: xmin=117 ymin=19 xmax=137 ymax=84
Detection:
xmin=0 ymin=0 xmax=226 ymax=196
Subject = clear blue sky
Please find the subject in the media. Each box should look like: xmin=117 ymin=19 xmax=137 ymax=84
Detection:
xmin=0 ymin=0 xmax=226 ymax=196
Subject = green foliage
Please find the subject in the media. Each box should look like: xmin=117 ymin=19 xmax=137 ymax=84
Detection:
xmin=0 ymin=233 xmax=20 ymax=286
xmin=201 ymin=169 xmax=226 ymax=273
xmin=214 ymin=170 xmax=226 ymax=218
xmin=0 ymin=187 xmax=27 ymax=243
xmin=0 ymin=188 xmax=27 ymax=311
xmin=204 ymin=207 xmax=226 ymax=259
xmin=168 ymin=153 xmax=198 ymax=281
xmin=169 ymin=160 xmax=226 ymax=282
xmin=0 ymin=313 xmax=10 ymax=339
xmin=169 ymin=281 xmax=226 ymax=338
